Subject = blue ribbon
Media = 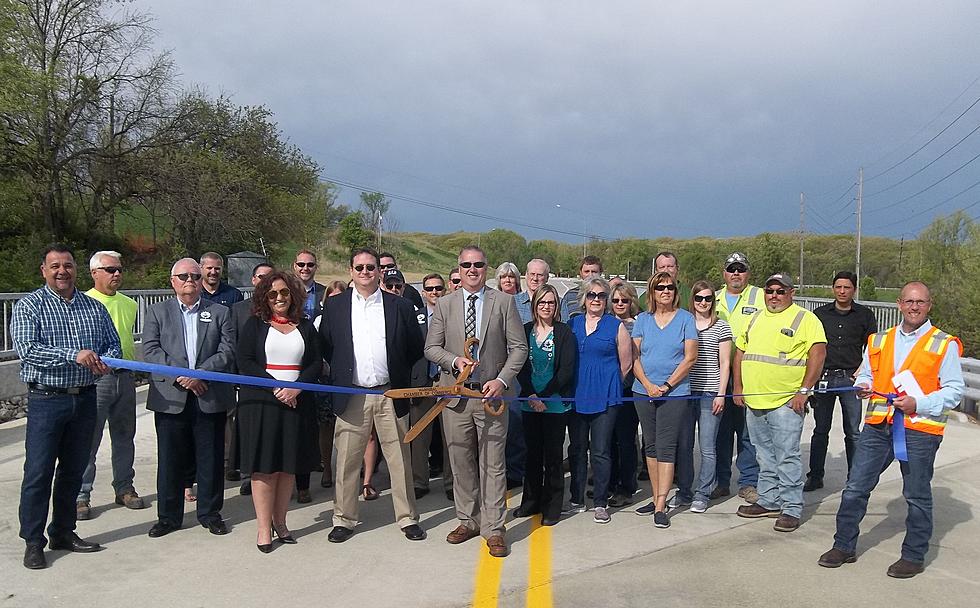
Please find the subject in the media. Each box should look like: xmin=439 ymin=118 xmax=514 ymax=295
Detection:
xmin=887 ymin=394 xmax=909 ymax=462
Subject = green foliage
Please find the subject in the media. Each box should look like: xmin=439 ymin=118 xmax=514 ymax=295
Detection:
xmin=338 ymin=212 xmax=374 ymax=252
xmin=481 ymin=229 xmax=527 ymax=267
xmin=859 ymin=275 xmax=877 ymax=301
xmin=747 ymin=233 xmax=792 ymax=281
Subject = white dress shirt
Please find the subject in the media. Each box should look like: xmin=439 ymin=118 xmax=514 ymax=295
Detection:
xmin=351 ymin=287 xmax=389 ymax=387
xmin=178 ymin=299 xmax=201 ymax=369
xmin=460 ymin=286 xmax=486 ymax=341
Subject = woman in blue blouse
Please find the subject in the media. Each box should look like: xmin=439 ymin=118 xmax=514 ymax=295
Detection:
xmin=569 ymin=277 xmax=633 ymax=524
xmin=632 ymin=271 xmax=698 ymax=529
xmin=513 ymin=285 xmax=577 ymax=526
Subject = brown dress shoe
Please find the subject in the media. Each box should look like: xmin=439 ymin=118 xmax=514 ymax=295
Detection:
xmin=818 ymin=547 xmax=857 ymax=568
xmin=76 ymin=501 xmax=91 ymax=521
xmin=115 ymin=491 xmax=146 ymax=510
xmin=773 ymin=514 xmax=800 ymax=532
xmin=736 ymin=504 xmax=780 ymax=518
xmin=887 ymin=558 xmax=924 ymax=579
xmin=486 ymin=535 xmax=508 ymax=558
xmin=446 ymin=524 xmax=480 ymax=545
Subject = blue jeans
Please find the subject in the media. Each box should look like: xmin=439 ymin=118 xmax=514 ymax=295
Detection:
xmin=745 ymin=403 xmax=805 ymax=518
xmin=569 ymin=408 xmax=616 ymax=507
xmin=833 ymin=423 xmax=942 ymax=564
xmin=19 ymin=386 xmax=98 ymax=546
xmin=807 ymin=372 xmax=863 ymax=480
xmin=78 ymin=371 xmax=137 ymax=501
xmin=675 ymin=392 xmax=724 ymax=502
xmin=716 ymin=386 xmax=760 ymax=489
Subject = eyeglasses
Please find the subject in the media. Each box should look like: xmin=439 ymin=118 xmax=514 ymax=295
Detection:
xmin=294 ymin=261 xmax=316 ymax=268
xmin=653 ymin=284 xmax=677 ymax=292
xmin=450 ymin=278 xmax=462 ymax=284
xmin=459 ymin=261 xmax=487 ymax=269
xmin=537 ymin=300 xmax=557 ymax=307
xmin=725 ymin=265 xmax=747 ymax=274
xmin=173 ymin=273 xmax=202 ymax=282
xmin=611 ymin=298 xmax=631 ymax=304
xmin=764 ymin=288 xmax=789 ymax=295
xmin=266 ymin=288 xmax=291 ymax=300
xmin=693 ymin=294 xmax=714 ymax=303
xmin=385 ymin=282 xmax=404 ymax=290
xmin=901 ymin=299 xmax=930 ymax=307
xmin=98 ymin=266 xmax=123 ymax=274
xmin=422 ymin=285 xmax=444 ymax=292
xmin=352 ymin=264 xmax=376 ymax=273
xmin=585 ymin=291 xmax=608 ymax=301
xmin=379 ymin=263 xmax=396 ymax=270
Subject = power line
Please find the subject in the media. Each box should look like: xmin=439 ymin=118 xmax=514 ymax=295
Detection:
xmin=323 ymin=175 xmax=613 ymax=241
xmin=864 ymin=119 xmax=980 ymax=197
xmin=875 ymin=177 xmax=980 ymax=230
xmin=866 ymin=148 xmax=980 ymax=213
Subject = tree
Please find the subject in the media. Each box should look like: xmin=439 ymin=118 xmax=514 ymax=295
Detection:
xmin=481 ymin=229 xmax=527 ymax=267
xmin=748 ymin=233 xmax=792 ymax=281
xmin=360 ymin=191 xmax=390 ymax=249
xmin=338 ymin=211 xmax=374 ymax=252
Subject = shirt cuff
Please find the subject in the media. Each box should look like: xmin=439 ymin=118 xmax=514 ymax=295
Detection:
xmin=495 ymin=377 xmax=509 ymax=390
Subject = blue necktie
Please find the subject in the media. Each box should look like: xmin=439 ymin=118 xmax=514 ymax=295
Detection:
xmin=890 ymin=398 xmax=909 ymax=462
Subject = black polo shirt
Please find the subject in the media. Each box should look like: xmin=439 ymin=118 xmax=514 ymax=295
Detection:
xmin=813 ymin=301 xmax=878 ymax=371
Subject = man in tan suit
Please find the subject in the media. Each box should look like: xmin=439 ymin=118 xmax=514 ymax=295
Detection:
xmin=424 ymin=246 xmax=528 ymax=558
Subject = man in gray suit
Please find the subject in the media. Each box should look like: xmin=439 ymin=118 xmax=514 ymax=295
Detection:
xmin=424 ymin=246 xmax=527 ymax=558
xmin=142 ymin=258 xmax=236 ymax=538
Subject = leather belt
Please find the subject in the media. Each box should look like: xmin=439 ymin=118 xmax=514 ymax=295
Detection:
xmin=29 ymin=383 xmax=95 ymax=395
xmin=461 ymin=382 xmax=482 ymax=390
xmin=824 ymin=368 xmax=855 ymax=376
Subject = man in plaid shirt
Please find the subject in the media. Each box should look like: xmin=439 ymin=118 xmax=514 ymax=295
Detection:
xmin=12 ymin=244 xmax=121 ymax=570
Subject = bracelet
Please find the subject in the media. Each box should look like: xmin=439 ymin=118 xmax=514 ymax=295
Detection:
xmin=663 ymin=381 xmax=673 ymax=392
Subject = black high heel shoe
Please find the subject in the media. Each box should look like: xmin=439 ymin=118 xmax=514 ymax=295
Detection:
xmin=273 ymin=524 xmax=297 ymax=544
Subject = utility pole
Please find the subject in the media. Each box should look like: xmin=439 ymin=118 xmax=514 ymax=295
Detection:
xmin=798 ymin=192 xmax=805 ymax=292
xmin=898 ymin=235 xmax=905 ymax=273
xmin=855 ymin=167 xmax=863 ymax=300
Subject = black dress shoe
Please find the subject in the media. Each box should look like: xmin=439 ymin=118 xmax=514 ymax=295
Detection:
xmin=328 ymin=526 xmax=354 ymax=543
xmin=202 ymin=519 xmax=229 ymax=535
xmin=148 ymin=522 xmax=180 ymax=538
xmin=506 ymin=478 xmax=523 ymax=490
xmin=23 ymin=544 xmax=46 ymax=569
xmin=49 ymin=533 xmax=104 ymax=553
xmin=414 ymin=487 xmax=430 ymax=500
xmin=541 ymin=516 xmax=560 ymax=527
xmin=403 ymin=524 xmax=427 ymax=541
xmin=240 ymin=479 xmax=252 ymax=495
xmin=445 ymin=489 xmax=454 ymax=502
xmin=225 ymin=469 xmax=241 ymax=482
xmin=257 ymin=543 xmax=274 ymax=554
xmin=803 ymin=477 xmax=824 ymax=492
xmin=512 ymin=505 xmax=539 ymax=518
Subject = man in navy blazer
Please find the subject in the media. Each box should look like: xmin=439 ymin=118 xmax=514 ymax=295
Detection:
xmin=142 ymin=258 xmax=235 ymax=538
xmin=319 ymin=247 xmax=426 ymax=543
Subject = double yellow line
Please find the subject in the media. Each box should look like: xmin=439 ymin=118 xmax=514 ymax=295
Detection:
xmin=471 ymin=493 xmax=553 ymax=608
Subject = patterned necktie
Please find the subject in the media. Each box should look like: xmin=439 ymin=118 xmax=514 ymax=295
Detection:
xmin=465 ymin=293 xmax=478 ymax=340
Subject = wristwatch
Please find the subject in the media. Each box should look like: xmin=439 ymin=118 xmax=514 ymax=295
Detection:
xmin=797 ymin=387 xmax=813 ymax=395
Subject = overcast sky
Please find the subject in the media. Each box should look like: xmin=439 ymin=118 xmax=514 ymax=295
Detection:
xmin=130 ymin=0 xmax=980 ymax=243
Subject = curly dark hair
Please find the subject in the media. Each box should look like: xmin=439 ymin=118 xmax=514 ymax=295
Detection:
xmin=251 ymin=271 xmax=306 ymax=323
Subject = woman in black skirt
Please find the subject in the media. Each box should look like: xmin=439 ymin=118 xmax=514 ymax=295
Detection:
xmin=237 ymin=271 xmax=321 ymax=552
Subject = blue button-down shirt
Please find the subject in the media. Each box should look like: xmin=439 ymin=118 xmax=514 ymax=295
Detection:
xmin=179 ymin=300 xmax=201 ymax=369
xmin=12 ymin=285 xmax=122 ymax=387
xmin=515 ymin=291 xmax=533 ymax=324
xmin=855 ymin=320 xmax=964 ymax=417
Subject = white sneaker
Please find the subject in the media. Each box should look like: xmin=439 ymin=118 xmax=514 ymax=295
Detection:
xmin=593 ymin=506 xmax=611 ymax=524
xmin=690 ymin=500 xmax=708 ymax=513
xmin=667 ymin=494 xmax=691 ymax=509
xmin=563 ymin=501 xmax=587 ymax=514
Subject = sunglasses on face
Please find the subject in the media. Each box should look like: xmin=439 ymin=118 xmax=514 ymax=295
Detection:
xmin=266 ymin=288 xmax=291 ymax=300
xmin=450 ymin=278 xmax=461 ymax=284
xmin=764 ymin=288 xmax=789 ymax=295
xmin=693 ymin=294 xmax=714 ymax=303
xmin=423 ymin=284 xmax=444 ymax=292
xmin=352 ymin=264 xmax=376 ymax=273
xmin=294 ymin=261 xmax=316 ymax=268
xmin=173 ymin=273 xmax=202 ymax=282
xmin=725 ymin=265 xmax=747 ymax=274
xmin=98 ymin=266 xmax=123 ymax=274
xmin=379 ymin=263 xmax=396 ymax=270
xmin=585 ymin=291 xmax=608 ymax=301
xmin=611 ymin=298 xmax=631 ymax=304
xmin=459 ymin=261 xmax=486 ymax=269
xmin=653 ymin=284 xmax=676 ymax=292
xmin=385 ymin=282 xmax=404 ymax=290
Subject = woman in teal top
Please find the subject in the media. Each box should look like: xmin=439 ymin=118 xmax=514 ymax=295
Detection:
xmin=513 ymin=285 xmax=577 ymax=526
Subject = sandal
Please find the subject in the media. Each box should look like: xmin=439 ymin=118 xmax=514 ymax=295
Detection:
xmin=362 ymin=484 xmax=379 ymax=501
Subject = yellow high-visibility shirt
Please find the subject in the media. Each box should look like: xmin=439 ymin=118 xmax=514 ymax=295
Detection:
xmin=86 ymin=288 xmax=137 ymax=361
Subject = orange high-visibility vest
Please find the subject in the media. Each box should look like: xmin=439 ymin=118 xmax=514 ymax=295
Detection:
xmin=866 ymin=325 xmax=962 ymax=436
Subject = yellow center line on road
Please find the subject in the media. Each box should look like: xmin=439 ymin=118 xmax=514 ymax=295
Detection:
xmin=525 ymin=514 xmax=552 ymax=608
xmin=471 ymin=490 xmax=513 ymax=607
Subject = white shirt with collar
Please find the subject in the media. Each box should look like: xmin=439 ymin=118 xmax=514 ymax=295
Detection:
xmin=350 ymin=287 xmax=389 ymax=387
xmin=178 ymin=299 xmax=201 ymax=369
xmin=460 ymin=286 xmax=486 ymax=341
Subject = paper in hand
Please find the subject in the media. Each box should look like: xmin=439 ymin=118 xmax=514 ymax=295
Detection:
xmin=892 ymin=369 xmax=926 ymax=400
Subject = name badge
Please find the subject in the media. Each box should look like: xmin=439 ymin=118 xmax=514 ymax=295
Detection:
xmin=416 ymin=312 xmax=426 ymax=325
xmin=200 ymin=310 xmax=213 ymax=323
xmin=742 ymin=306 xmax=757 ymax=315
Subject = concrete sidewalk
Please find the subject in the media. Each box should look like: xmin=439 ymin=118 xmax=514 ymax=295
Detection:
xmin=2 ymin=391 xmax=978 ymax=607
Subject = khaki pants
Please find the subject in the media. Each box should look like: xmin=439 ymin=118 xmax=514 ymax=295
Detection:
xmin=442 ymin=397 xmax=509 ymax=538
xmin=410 ymin=396 xmax=453 ymax=492
xmin=333 ymin=392 xmax=418 ymax=529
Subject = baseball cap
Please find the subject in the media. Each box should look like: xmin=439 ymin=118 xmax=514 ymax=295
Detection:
xmin=383 ymin=268 xmax=405 ymax=284
xmin=724 ymin=252 xmax=749 ymax=269
xmin=765 ymin=272 xmax=794 ymax=288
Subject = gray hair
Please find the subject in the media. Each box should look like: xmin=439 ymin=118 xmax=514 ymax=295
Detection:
xmin=171 ymin=257 xmax=201 ymax=275
xmin=578 ymin=276 xmax=611 ymax=313
xmin=495 ymin=262 xmax=520 ymax=280
xmin=526 ymin=258 xmax=550 ymax=275
xmin=89 ymin=250 xmax=122 ymax=270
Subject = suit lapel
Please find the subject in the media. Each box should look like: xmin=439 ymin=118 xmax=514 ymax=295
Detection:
xmin=479 ymin=288 xmax=495 ymax=355
xmin=196 ymin=299 xmax=211 ymax=361
xmin=340 ymin=290 xmax=354 ymax=352
xmin=383 ymin=291 xmax=397 ymax=355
